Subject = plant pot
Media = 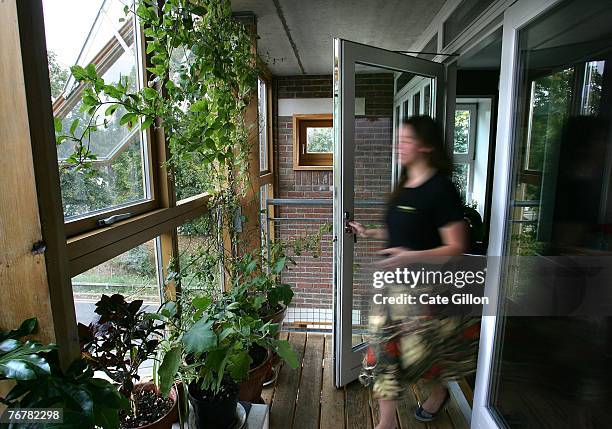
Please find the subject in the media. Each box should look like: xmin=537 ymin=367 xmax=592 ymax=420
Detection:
xmin=239 ymin=346 xmax=272 ymax=402
xmin=188 ymin=380 xmax=239 ymax=429
xmin=261 ymin=303 xmax=288 ymax=337
xmin=127 ymin=381 xmax=179 ymax=429
xmin=261 ymin=304 xmax=288 ymax=383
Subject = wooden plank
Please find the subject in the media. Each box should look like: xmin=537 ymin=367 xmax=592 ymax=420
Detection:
xmin=15 ymin=0 xmax=82 ymax=366
xmin=67 ymin=195 xmax=209 ymax=264
xmin=261 ymin=332 xmax=288 ymax=405
xmin=412 ymin=383 xmax=454 ymax=429
xmin=445 ymin=389 xmax=469 ymax=429
xmin=320 ymin=335 xmax=345 ymax=429
xmin=68 ymin=201 xmax=208 ymax=276
xmin=294 ymin=334 xmax=324 ymax=429
xmin=0 ymin=0 xmax=56 ymax=345
xmin=345 ymin=380 xmax=373 ymax=429
xmin=369 ymin=387 xmax=381 ymax=427
xmin=270 ymin=332 xmax=306 ymax=428
xmin=396 ymin=385 xmax=422 ymax=429
xmin=457 ymin=378 xmax=473 ymax=408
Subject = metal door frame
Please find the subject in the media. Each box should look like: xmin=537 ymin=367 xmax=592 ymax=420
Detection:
xmin=471 ymin=0 xmax=565 ymax=427
xmin=332 ymin=38 xmax=446 ymax=387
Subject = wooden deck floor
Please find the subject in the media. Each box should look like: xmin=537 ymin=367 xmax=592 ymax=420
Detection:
xmin=262 ymin=332 xmax=469 ymax=429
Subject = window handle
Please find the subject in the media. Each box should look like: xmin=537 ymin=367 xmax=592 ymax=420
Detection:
xmin=97 ymin=213 xmax=132 ymax=227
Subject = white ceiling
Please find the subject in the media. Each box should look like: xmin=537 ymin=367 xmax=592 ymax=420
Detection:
xmin=231 ymin=0 xmax=446 ymax=76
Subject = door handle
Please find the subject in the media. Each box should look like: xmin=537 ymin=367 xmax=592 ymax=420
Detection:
xmin=344 ymin=211 xmax=357 ymax=242
xmin=344 ymin=210 xmax=352 ymax=233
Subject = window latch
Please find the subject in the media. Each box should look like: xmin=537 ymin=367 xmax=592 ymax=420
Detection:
xmin=97 ymin=213 xmax=132 ymax=227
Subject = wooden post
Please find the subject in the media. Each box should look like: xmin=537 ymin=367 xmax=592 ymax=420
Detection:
xmin=0 ymin=0 xmax=55 ymax=342
xmin=235 ymin=12 xmax=263 ymax=254
xmin=0 ymin=0 xmax=79 ymax=365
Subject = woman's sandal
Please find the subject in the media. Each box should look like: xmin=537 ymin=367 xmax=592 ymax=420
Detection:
xmin=414 ymin=388 xmax=451 ymax=422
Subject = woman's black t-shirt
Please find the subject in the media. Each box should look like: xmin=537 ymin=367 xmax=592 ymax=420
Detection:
xmin=386 ymin=172 xmax=464 ymax=250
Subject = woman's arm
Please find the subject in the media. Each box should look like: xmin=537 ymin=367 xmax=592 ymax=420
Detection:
xmin=348 ymin=221 xmax=388 ymax=241
xmin=377 ymin=220 xmax=467 ymax=268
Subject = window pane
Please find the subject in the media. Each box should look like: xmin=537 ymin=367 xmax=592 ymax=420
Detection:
xmin=306 ymin=127 xmax=333 ymax=153
xmin=424 ymin=84 xmax=431 ymax=116
xmin=452 ymin=163 xmax=469 ymax=202
xmin=177 ymin=215 xmax=222 ymax=294
xmin=581 ymin=60 xmax=605 ymax=116
xmin=72 ymin=239 xmax=161 ymax=325
xmin=454 ymin=109 xmax=471 ymax=154
xmin=524 ymin=69 xmax=574 ymax=171
xmin=258 ymin=78 xmax=269 ymax=172
xmin=44 ymin=0 xmax=150 ymax=220
xmin=490 ymin=0 xmax=612 ymax=427
xmin=412 ymin=92 xmax=421 ymax=116
xmin=168 ymin=44 xmax=211 ymax=201
xmin=259 ymin=184 xmax=271 ymax=250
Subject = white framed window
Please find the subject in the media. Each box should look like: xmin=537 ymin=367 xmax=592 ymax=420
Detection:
xmin=392 ymin=74 xmax=436 ymax=184
xmin=452 ymin=103 xmax=477 ymax=203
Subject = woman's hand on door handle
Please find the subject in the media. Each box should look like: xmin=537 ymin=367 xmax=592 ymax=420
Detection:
xmin=348 ymin=222 xmax=388 ymax=241
xmin=348 ymin=221 xmax=367 ymax=237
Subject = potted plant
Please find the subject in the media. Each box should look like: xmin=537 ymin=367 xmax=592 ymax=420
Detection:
xmin=1 ymin=318 xmax=128 ymax=428
xmin=235 ymin=228 xmax=330 ymax=385
xmin=52 ymin=0 xmax=320 ymax=414
xmin=78 ymin=294 xmax=179 ymax=429
xmin=155 ymin=287 xmax=298 ymax=429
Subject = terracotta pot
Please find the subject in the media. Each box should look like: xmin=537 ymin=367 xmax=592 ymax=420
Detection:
xmin=261 ymin=304 xmax=287 ymax=385
xmin=261 ymin=303 xmax=288 ymax=336
xmin=129 ymin=381 xmax=179 ymax=429
xmin=239 ymin=347 xmax=272 ymax=402
xmin=262 ymin=304 xmax=287 ymax=366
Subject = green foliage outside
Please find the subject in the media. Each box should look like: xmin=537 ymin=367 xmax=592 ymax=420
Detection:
xmin=453 ymin=109 xmax=470 ymax=155
xmin=47 ymin=50 xmax=69 ymax=101
xmin=51 ymin=0 xmax=318 ymax=401
xmin=306 ymin=127 xmax=333 ymax=153
xmin=525 ymin=68 xmax=574 ymax=178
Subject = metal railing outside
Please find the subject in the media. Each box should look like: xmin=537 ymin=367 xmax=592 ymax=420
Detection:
xmin=264 ymin=198 xmax=386 ymax=332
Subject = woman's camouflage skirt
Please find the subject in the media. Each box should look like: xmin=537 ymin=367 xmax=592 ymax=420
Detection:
xmin=359 ymin=284 xmax=480 ymax=400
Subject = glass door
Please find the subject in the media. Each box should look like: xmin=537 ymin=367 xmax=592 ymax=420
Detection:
xmin=332 ymin=39 xmax=446 ymax=386
xmin=473 ymin=0 xmax=612 ymax=427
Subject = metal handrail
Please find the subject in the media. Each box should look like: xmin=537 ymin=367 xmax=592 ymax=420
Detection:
xmin=266 ymin=198 xmax=386 ymax=207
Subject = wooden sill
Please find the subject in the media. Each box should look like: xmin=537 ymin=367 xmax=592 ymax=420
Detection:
xmin=67 ymin=195 xmax=210 ymax=276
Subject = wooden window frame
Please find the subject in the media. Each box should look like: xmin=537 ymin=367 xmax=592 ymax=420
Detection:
xmin=56 ymin=14 xmax=162 ymax=238
xmin=292 ymin=114 xmax=333 ymax=171
xmin=258 ymin=75 xmax=273 ymax=177
xmin=13 ymin=0 xmax=260 ymax=364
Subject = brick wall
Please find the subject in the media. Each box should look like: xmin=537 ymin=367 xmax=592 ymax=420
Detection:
xmin=273 ymin=73 xmax=394 ymax=328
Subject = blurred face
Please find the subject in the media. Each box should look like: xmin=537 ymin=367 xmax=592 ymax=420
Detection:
xmin=397 ymin=124 xmax=432 ymax=166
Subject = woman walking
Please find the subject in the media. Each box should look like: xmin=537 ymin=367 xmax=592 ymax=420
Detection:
xmin=349 ymin=116 xmax=480 ymax=428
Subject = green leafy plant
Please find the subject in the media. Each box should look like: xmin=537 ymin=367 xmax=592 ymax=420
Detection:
xmin=1 ymin=319 xmax=128 ymax=429
xmin=78 ymin=294 xmax=164 ymax=397
xmin=50 ymin=0 xmax=324 ymax=406
xmin=4 ymin=358 xmax=129 ymax=429
xmin=155 ymin=290 xmax=298 ymax=397
xmin=0 ymin=318 xmax=54 ymax=381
